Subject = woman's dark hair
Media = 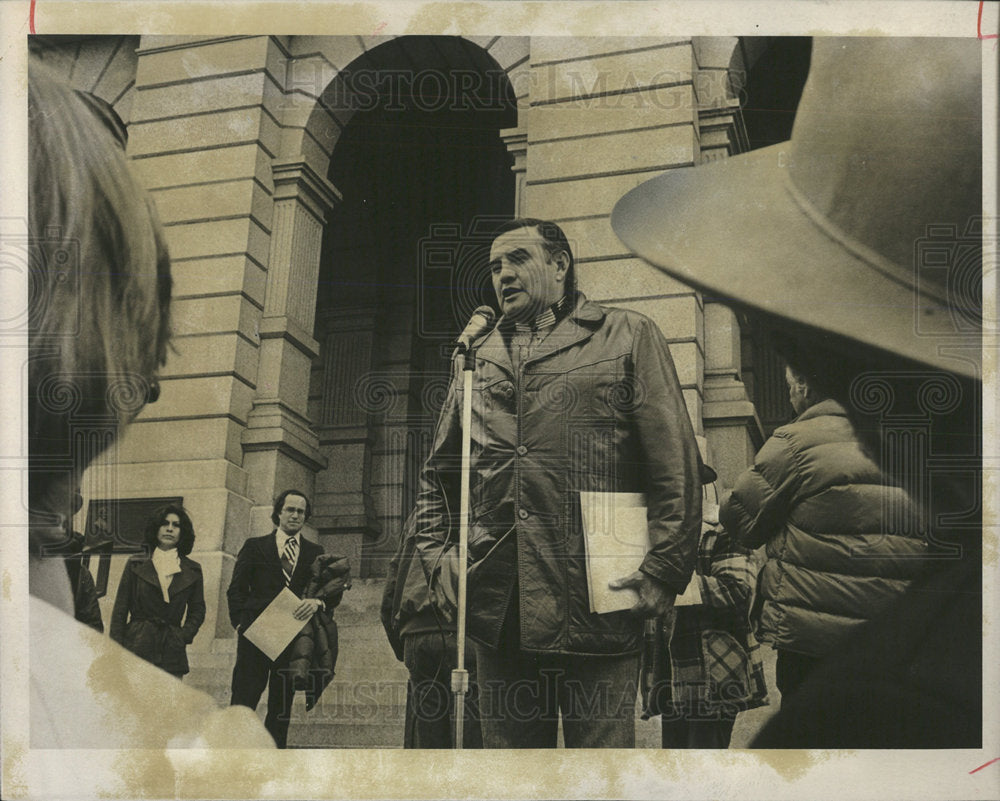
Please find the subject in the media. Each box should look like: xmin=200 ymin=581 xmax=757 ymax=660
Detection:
xmin=143 ymin=504 xmax=195 ymax=557
xmin=271 ymin=489 xmax=312 ymax=526
xmin=494 ymin=217 xmax=576 ymax=297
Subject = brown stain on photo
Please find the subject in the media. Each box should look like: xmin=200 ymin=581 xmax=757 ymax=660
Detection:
xmin=746 ymin=748 xmax=846 ymax=782
xmin=1 ymin=740 xmax=27 ymax=799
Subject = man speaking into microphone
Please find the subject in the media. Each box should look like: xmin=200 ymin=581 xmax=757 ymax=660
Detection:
xmin=411 ymin=218 xmax=701 ymax=748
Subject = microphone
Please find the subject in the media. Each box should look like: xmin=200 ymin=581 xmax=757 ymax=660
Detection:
xmin=456 ymin=305 xmax=496 ymax=353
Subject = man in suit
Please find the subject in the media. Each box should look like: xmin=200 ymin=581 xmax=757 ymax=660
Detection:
xmin=227 ymin=489 xmax=331 ymax=748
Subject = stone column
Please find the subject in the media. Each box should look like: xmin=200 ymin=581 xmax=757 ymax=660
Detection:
xmin=242 ymin=158 xmax=341 ymax=533
xmin=692 ymin=37 xmax=763 ymax=486
xmin=702 ymin=302 xmax=764 ymax=489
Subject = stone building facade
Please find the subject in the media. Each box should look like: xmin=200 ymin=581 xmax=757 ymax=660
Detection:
xmin=32 ymin=33 xmax=800 ymax=744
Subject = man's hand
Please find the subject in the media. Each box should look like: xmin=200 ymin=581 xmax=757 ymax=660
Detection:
xmin=608 ymin=570 xmax=676 ymax=617
xmin=293 ymin=598 xmax=323 ymax=620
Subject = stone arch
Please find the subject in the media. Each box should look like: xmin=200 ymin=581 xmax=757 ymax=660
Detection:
xmin=247 ymin=36 xmax=524 ymax=571
xmin=274 ymin=36 xmax=528 ymax=189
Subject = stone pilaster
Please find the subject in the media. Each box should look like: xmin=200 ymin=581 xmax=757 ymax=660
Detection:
xmin=702 ymin=302 xmax=764 ymax=489
xmin=241 ymin=159 xmax=341 ymax=531
xmin=500 ymin=126 xmax=528 ymax=215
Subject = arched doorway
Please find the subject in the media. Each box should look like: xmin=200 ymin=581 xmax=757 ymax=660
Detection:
xmin=309 ymin=37 xmax=517 ymax=576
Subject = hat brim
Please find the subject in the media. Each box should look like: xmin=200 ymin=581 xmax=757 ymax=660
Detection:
xmin=611 ymin=143 xmax=980 ymax=379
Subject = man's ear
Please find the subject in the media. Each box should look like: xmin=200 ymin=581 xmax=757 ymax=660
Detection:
xmin=552 ymin=249 xmax=570 ymax=282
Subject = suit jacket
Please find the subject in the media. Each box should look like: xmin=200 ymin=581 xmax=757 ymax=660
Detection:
xmin=109 ymin=553 xmax=206 ymax=674
xmin=226 ymin=530 xmax=327 ymax=634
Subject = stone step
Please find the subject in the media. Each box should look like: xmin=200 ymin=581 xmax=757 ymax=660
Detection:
xmin=289 ymin=720 xmax=405 ymax=749
xmin=188 ymin=650 xmax=236 ymax=670
xmin=183 ymin=576 xmax=782 ymax=750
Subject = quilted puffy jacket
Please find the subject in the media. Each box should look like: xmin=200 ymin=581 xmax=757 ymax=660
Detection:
xmin=720 ymin=399 xmax=929 ymax=657
xmin=287 ymin=554 xmax=350 ymax=710
xmin=413 ymin=293 xmax=702 ymax=656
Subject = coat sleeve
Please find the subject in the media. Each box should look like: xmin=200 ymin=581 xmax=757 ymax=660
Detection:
xmin=696 ymin=525 xmax=756 ymax=610
xmin=411 ymin=355 xmax=463 ymax=607
xmin=380 ymin=547 xmax=405 ymax=662
xmin=73 ymin=564 xmax=105 ymax=633
xmin=181 ymin=565 xmax=206 ymax=644
xmin=226 ymin=540 xmax=253 ymax=630
xmin=631 ymin=318 xmax=703 ymax=596
xmin=316 ymin=554 xmax=350 ymax=611
xmin=108 ymin=561 xmax=134 ymax=644
xmin=720 ymin=432 xmax=801 ymax=551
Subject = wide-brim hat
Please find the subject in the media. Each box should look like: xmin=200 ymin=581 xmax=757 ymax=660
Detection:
xmin=612 ymin=37 xmax=983 ymax=380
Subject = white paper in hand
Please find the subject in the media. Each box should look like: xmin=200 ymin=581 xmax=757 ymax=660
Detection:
xmin=579 ymin=492 xmax=649 ymax=614
xmin=243 ymin=587 xmax=308 ymax=661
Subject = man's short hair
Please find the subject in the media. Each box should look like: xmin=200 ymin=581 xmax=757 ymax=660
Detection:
xmin=271 ymin=489 xmax=312 ymax=526
xmin=494 ymin=218 xmax=576 ymax=297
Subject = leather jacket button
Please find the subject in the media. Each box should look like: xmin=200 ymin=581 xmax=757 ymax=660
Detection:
xmin=518 ymin=508 xmax=529 ymax=520
xmin=516 ymin=445 xmax=528 ymax=456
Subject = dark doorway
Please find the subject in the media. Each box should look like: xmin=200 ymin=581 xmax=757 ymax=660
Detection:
xmin=313 ymin=37 xmax=516 ymax=576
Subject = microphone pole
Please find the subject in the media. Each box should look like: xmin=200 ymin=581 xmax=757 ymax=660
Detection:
xmin=451 ymin=305 xmax=494 ymax=750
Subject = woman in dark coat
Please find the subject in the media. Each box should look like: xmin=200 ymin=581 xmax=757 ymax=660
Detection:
xmin=110 ymin=505 xmax=206 ymax=677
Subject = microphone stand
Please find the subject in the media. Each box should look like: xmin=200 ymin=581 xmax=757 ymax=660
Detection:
xmin=451 ymin=340 xmax=476 ymax=750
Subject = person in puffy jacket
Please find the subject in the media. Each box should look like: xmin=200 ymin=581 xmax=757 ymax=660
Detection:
xmin=110 ymin=505 xmax=206 ymax=677
xmin=613 ymin=36 xmax=982 ymax=751
xmin=720 ymin=365 xmax=928 ymax=699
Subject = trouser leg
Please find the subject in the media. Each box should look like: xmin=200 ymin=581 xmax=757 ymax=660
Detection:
xmin=264 ymin=655 xmax=295 ymax=749
xmin=230 ymin=635 xmax=270 ymax=712
xmin=474 ymin=643 xmax=558 ymax=748
xmin=559 ymin=653 xmax=640 ymax=748
xmin=403 ymin=631 xmax=456 ymax=749
xmin=775 ymin=650 xmax=823 ymax=702
xmin=661 ymin=717 xmax=736 ymax=748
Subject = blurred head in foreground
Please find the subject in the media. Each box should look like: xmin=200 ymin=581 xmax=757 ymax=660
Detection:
xmin=613 ymin=37 xmax=983 ymax=553
xmin=28 ymin=59 xmax=172 ymax=549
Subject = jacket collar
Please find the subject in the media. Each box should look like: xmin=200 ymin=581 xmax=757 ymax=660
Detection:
xmin=475 ymin=293 xmax=606 ymax=376
xmin=134 ymin=555 xmax=198 ymax=596
xmin=794 ymin=398 xmax=849 ymax=423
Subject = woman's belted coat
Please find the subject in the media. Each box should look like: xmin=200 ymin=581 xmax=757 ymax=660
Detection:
xmin=110 ymin=553 xmax=206 ymax=675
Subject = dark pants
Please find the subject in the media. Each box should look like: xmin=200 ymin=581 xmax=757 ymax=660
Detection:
xmin=661 ymin=717 xmax=735 ymax=749
xmin=775 ymin=650 xmax=823 ymax=702
xmin=230 ymin=635 xmax=295 ymax=748
xmin=474 ymin=643 xmax=640 ymax=748
xmin=403 ymin=631 xmax=482 ymax=749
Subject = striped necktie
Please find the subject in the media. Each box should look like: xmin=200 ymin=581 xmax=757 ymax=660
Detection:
xmin=280 ymin=536 xmax=298 ymax=585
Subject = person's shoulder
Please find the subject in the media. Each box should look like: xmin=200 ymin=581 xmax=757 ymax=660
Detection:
xmin=595 ymin=302 xmax=668 ymax=342
xmin=237 ymin=532 xmax=276 ymax=553
xmin=769 ymin=400 xmax=858 ymax=462
xmin=779 ymin=400 xmax=853 ymax=437
xmin=180 ymin=555 xmax=203 ymax=573
xmin=29 ymin=594 xmax=275 ymax=750
xmin=301 ymin=537 xmax=325 ymax=557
